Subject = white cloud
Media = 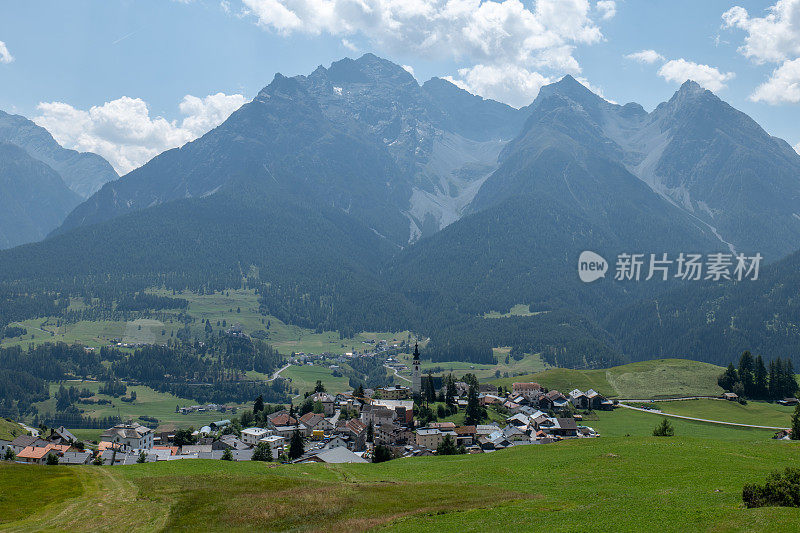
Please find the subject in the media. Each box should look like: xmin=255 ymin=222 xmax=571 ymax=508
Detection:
xmin=722 ymin=1 xmax=800 ymax=64
xmin=596 ymin=1 xmax=616 ymax=20
xmin=0 ymin=40 xmax=13 ymax=64
xmin=444 ymin=64 xmax=552 ymax=108
xmin=341 ymin=38 xmax=358 ymax=51
xmin=34 ymin=93 xmax=247 ymax=174
xmin=723 ymin=1 xmax=800 ymax=104
xmin=657 ymin=59 xmax=735 ymax=92
xmin=624 ymin=49 xmax=664 ymax=64
xmin=751 ymin=58 xmax=800 ymax=104
xmin=241 ymin=0 xmax=612 ymax=106
xmin=220 ymin=0 xmax=232 ymax=13
xmin=401 ymin=64 xmax=415 ymax=78
xmin=794 ymin=141 xmax=800 ymax=154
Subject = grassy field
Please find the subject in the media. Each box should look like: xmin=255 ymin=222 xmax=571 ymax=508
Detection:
xmin=0 ymin=418 xmax=26 ymax=440
xmin=650 ymin=399 xmax=795 ymax=428
xmin=396 ymin=350 xmax=548 ymax=382
xmin=482 ymin=304 xmax=545 ymax=318
xmin=281 ymin=364 xmax=352 ymax=398
xmin=1 ymin=288 xmax=409 ymax=356
xmin=587 ymin=406 xmax=778 ymax=440
xmin=2 ymin=436 xmax=800 ymax=531
xmin=33 ymin=381 xmax=250 ymax=440
xmin=491 ymin=359 xmax=725 ymax=399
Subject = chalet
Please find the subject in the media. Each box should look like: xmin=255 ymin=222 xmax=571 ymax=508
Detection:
xmin=59 ymin=451 xmax=93 ymax=465
xmin=360 ymin=404 xmax=395 ymax=427
xmin=370 ymin=399 xmax=414 ymax=424
xmin=415 ymin=428 xmax=444 ymax=450
xmin=341 ymin=419 xmax=368 ymax=451
xmin=308 ymin=392 xmax=336 ymax=416
xmin=322 ymin=435 xmax=349 ymax=450
xmin=100 ymin=422 xmax=154 ymax=451
xmin=16 ymin=444 xmax=70 ymax=464
xmin=512 ymin=382 xmax=542 ymax=399
xmin=213 ymin=435 xmax=249 ymax=451
xmin=454 ymin=426 xmax=477 ymax=446
xmin=48 ymin=426 xmax=77 ymax=445
xmin=300 ymin=412 xmax=334 ymax=433
xmin=10 ymin=435 xmax=48 ymax=454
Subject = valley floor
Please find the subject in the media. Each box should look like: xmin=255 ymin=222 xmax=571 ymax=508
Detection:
xmin=1 ymin=436 xmax=799 ymax=532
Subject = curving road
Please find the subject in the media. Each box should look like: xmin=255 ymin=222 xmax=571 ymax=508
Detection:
xmin=268 ymin=363 xmax=291 ymax=382
xmin=619 ymin=403 xmax=789 ymax=430
xmin=384 ymin=364 xmax=411 ymax=383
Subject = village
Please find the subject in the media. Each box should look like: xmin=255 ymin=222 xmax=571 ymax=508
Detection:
xmin=0 ymin=346 xmax=614 ymax=466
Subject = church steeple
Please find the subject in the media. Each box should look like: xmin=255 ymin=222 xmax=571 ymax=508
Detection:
xmin=412 ymin=342 xmax=421 ymax=395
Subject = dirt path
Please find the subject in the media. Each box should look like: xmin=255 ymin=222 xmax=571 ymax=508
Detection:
xmin=385 ymin=364 xmax=411 ymax=383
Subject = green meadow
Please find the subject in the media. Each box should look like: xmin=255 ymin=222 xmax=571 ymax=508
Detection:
xmin=491 ymin=358 xmax=725 ymax=399
xmin=2 ymin=435 xmax=800 ymax=531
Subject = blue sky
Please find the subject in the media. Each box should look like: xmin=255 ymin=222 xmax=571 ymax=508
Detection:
xmin=1 ymin=0 xmax=799 ymax=173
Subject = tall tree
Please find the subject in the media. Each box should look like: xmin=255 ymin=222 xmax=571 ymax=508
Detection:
xmin=718 ymin=363 xmax=738 ymax=391
xmin=288 ymin=429 xmax=305 ymax=460
xmin=253 ymin=394 xmax=264 ymax=413
xmin=252 ymin=442 xmax=273 ymax=461
xmin=754 ymin=355 xmax=768 ymax=399
xmin=445 ymin=374 xmax=457 ymax=406
xmin=464 ymin=383 xmax=486 ymax=426
xmin=738 ymin=351 xmax=755 ymax=397
xmin=791 ymin=404 xmax=800 ymax=441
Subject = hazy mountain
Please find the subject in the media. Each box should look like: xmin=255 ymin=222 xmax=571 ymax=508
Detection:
xmin=57 ymin=54 xmax=524 ymax=243
xmin=0 ymin=142 xmax=81 ymax=249
xmin=0 ymin=110 xmax=118 ymax=198
xmin=598 ymin=80 xmax=800 ymax=260
xmin=389 ymin=76 xmax=722 ymax=319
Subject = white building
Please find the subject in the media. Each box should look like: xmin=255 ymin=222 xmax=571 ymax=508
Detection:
xmin=241 ymin=427 xmax=271 ymax=445
xmin=100 ymin=422 xmax=154 ymax=451
xmin=258 ymin=435 xmax=286 ymax=457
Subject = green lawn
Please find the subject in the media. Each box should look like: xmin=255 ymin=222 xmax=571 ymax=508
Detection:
xmin=396 ymin=351 xmax=548 ymax=382
xmin=0 ymin=463 xmax=83 ymax=526
xmin=491 ymin=358 xmax=725 ymax=399
xmin=588 ymin=406 xmax=778 ymax=440
xmin=483 ymin=304 xmax=545 ymax=318
xmin=3 ymin=437 xmax=800 ymax=531
xmin=650 ymin=399 xmax=794 ymax=428
xmin=281 ymin=364 xmax=351 ymax=398
xmin=35 ymin=381 xmax=250 ymax=440
xmin=0 ymin=417 xmax=27 ymax=440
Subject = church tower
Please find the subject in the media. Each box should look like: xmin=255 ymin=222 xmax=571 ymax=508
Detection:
xmin=411 ymin=342 xmax=421 ymax=396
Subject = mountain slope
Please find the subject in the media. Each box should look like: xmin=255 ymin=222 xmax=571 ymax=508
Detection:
xmin=57 ymin=54 xmax=525 ymax=243
xmin=0 ymin=110 xmax=118 ymax=197
xmin=0 ymin=143 xmax=81 ymax=249
xmin=600 ymin=80 xmax=800 ymax=259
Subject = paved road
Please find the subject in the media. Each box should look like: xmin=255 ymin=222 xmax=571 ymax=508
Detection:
xmin=618 ymin=396 xmax=722 ymax=403
xmin=619 ymin=403 xmax=788 ymax=430
xmin=385 ymin=364 xmax=411 ymax=383
xmin=268 ymin=363 xmax=291 ymax=382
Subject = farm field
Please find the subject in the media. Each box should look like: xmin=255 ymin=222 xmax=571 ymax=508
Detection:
xmin=649 ymin=399 xmax=795 ymax=428
xmin=1 ymin=289 xmax=409 ymax=357
xmin=33 ymin=381 xmax=250 ymax=441
xmin=281 ymin=364 xmax=352 ymax=397
xmin=491 ymin=359 xmax=725 ymax=399
xmin=586 ymin=406 xmax=777 ymax=440
xmin=395 ymin=350 xmax=548 ymax=382
xmin=3 ymin=437 xmax=800 ymax=531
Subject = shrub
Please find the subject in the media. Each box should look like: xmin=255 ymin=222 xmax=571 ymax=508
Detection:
xmin=743 ymin=468 xmax=800 ymax=508
xmin=652 ymin=418 xmax=674 ymax=437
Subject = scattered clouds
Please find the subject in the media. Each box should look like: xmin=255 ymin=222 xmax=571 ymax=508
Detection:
xmin=723 ymin=1 xmax=800 ymax=104
xmin=401 ymin=64 xmax=415 ymax=78
xmin=240 ymin=0 xmax=614 ymax=106
xmin=657 ymin=59 xmax=735 ymax=92
xmin=722 ymin=1 xmax=800 ymax=64
xmin=596 ymin=0 xmax=616 ymax=20
xmin=341 ymin=38 xmax=358 ymax=52
xmin=34 ymin=93 xmax=247 ymax=174
xmin=751 ymin=58 xmax=800 ymax=104
xmin=0 ymin=40 xmax=13 ymax=64
xmin=624 ymin=49 xmax=664 ymax=64
xmin=624 ymin=48 xmax=733 ymax=92
xmin=444 ymin=64 xmax=552 ymax=108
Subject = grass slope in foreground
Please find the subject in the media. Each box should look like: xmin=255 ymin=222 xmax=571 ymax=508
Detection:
xmin=491 ymin=358 xmax=725 ymax=399
xmin=2 ymin=437 xmax=799 ymax=532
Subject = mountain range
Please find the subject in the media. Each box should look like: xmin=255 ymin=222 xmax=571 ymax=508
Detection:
xmin=0 ymin=110 xmax=118 ymax=248
xmin=2 ymin=53 xmax=800 ymax=368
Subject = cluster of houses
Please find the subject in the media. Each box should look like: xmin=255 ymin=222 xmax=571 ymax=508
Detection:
xmin=1 ymin=379 xmax=614 ymax=466
xmin=177 ymin=403 xmax=238 ymax=415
